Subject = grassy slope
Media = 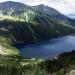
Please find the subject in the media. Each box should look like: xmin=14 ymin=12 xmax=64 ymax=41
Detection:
xmin=0 ymin=44 xmax=20 ymax=56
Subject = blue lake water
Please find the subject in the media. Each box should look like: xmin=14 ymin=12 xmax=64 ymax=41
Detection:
xmin=20 ymin=35 xmax=75 ymax=58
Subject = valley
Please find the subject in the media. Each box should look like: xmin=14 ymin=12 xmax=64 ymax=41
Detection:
xmin=0 ymin=1 xmax=75 ymax=75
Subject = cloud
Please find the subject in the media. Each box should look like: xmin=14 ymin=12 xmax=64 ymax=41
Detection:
xmin=46 ymin=0 xmax=75 ymax=14
xmin=24 ymin=0 xmax=47 ymax=5
xmin=23 ymin=0 xmax=75 ymax=15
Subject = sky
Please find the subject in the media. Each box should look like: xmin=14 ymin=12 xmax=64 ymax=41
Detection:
xmin=0 ymin=0 xmax=75 ymax=15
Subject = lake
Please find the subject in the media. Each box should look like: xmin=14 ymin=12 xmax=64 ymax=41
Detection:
xmin=20 ymin=35 xmax=75 ymax=59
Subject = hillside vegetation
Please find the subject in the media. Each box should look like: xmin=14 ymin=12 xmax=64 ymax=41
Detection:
xmin=1 ymin=50 xmax=75 ymax=75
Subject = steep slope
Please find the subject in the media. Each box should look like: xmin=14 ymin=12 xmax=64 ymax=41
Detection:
xmin=0 ymin=15 xmax=75 ymax=45
xmin=33 ymin=4 xmax=75 ymax=27
xmin=33 ymin=4 xmax=69 ymax=21
xmin=0 ymin=1 xmax=75 ymax=44
xmin=0 ymin=1 xmax=75 ymax=55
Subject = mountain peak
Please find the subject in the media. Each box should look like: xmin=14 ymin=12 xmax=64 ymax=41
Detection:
xmin=0 ymin=1 xmax=24 ymax=4
xmin=37 ymin=4 xmax=45 ymax=7
xmin=0 ymin=1 xmax=31 ymax=12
